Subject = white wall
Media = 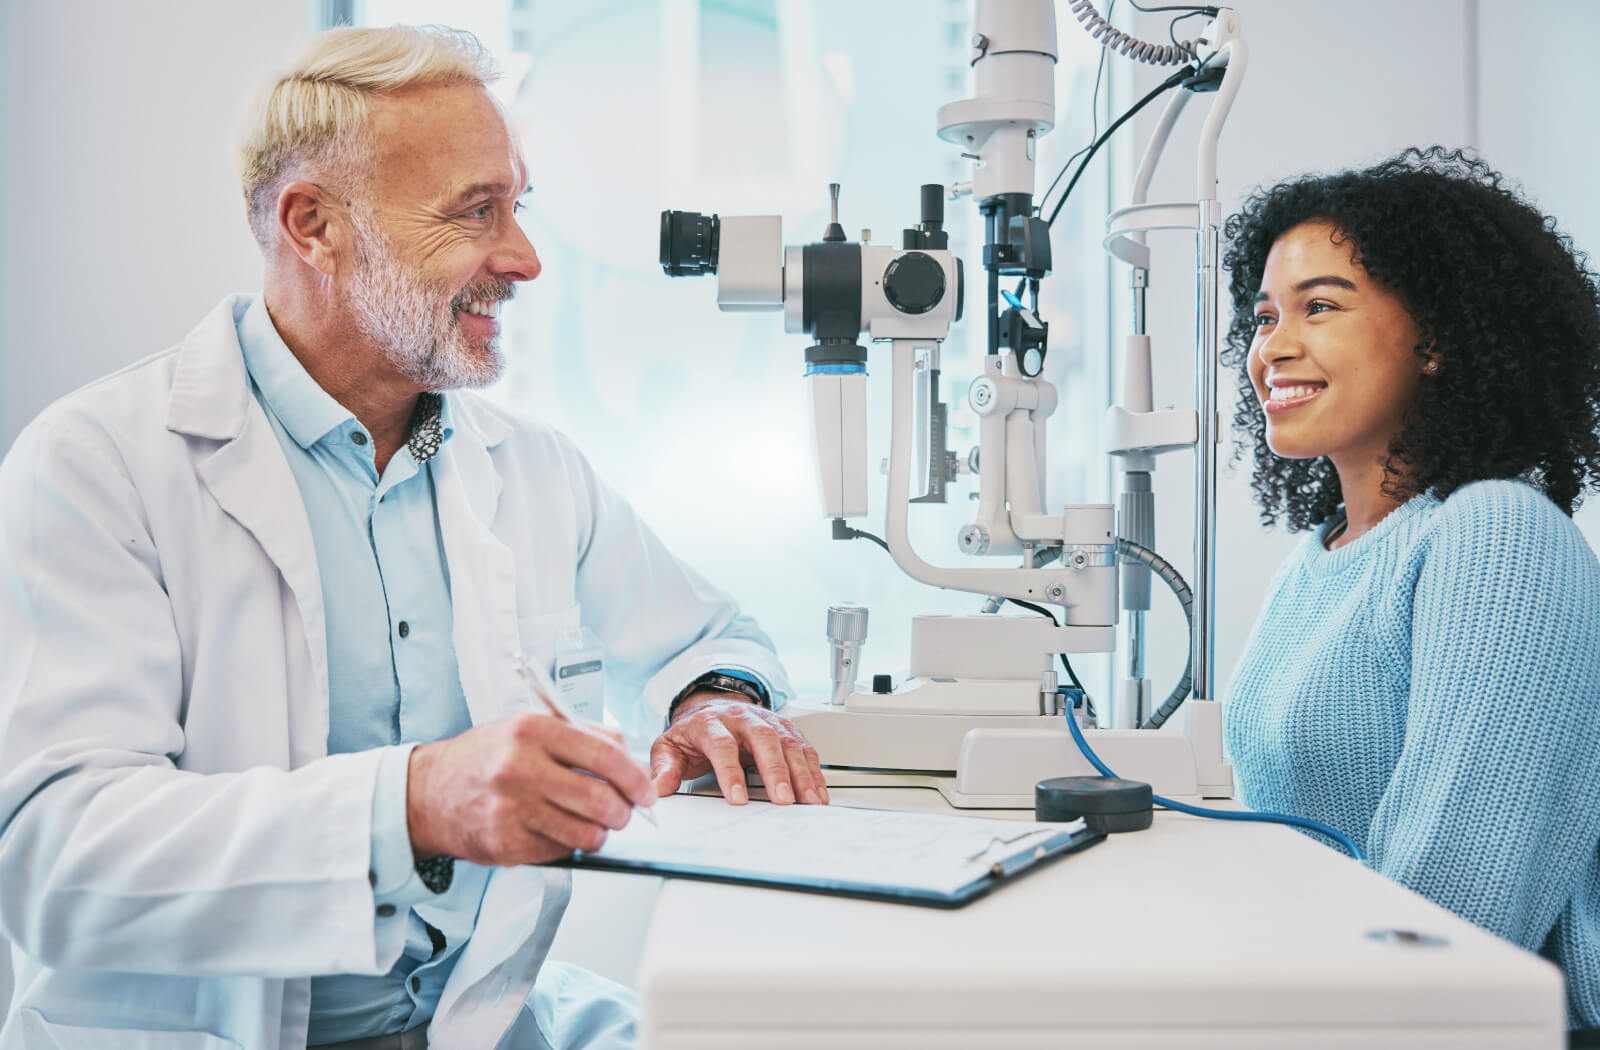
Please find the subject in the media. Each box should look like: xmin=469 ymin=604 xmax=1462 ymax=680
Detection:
xmin=0 ymin=0 xmax=310 ymax=1014
xmin=0 ymin=0 xmax=308 ymax=450
xmin=1474 ymin=0 xmax=1600 ymax=548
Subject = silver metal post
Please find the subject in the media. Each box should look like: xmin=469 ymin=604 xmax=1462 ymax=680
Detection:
xmin=1121 ymin=265 xmax=1152 ymax=722
xmin=1193 ymin=199 xmax=1221 ymax=701
xmin=1131 ymin=268 xmax=1148 ymax=336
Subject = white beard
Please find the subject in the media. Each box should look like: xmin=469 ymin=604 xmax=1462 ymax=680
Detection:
xmin=345 ymin=208 xmax=506 ymax=391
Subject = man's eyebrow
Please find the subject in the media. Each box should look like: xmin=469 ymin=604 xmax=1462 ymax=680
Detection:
xmin=1254 ymin=275 xmax=1358 ymax=303
xmin=441 ymin=182 xmax=534 ymax=210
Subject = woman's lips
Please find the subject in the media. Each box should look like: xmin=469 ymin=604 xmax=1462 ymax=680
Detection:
xmin=1263 ymin=385 xmax=1324 ymax=414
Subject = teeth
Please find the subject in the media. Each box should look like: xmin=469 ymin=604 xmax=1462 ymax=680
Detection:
xmin=460 ymin=299 xmax=501 ymax=318
xmin=1270 ymin=384 xmax=1321 ymax=401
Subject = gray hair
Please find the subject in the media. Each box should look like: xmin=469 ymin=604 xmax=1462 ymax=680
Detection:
xmin=237 ymin=24 xmax=500 ymax=248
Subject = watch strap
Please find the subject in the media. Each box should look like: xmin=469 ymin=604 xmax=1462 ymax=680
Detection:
xmin=667 ymin=671 xmax=770 ymax=724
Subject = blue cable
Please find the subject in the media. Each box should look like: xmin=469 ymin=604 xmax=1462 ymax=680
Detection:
xmin=1059 ymin=700 xmax=1368 ymax=863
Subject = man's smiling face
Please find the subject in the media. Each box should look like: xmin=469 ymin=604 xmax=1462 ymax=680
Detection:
xmin=340 ymin=81 xmax=539 ymax=391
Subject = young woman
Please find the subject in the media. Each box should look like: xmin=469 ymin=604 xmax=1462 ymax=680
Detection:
xmin=1222 ymin=147 xmax=1600 ymax=1039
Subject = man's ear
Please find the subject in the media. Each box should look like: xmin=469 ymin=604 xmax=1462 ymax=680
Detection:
xmin=276 ymin=181 xmax=349 ymax=277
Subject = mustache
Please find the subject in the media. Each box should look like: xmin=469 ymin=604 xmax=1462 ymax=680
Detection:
xmin=450 ymin=279 xmax=515 ymax=310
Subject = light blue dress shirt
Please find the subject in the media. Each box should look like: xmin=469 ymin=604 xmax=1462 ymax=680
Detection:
xmin=237 ymin=299 xmax=491 ymax=1045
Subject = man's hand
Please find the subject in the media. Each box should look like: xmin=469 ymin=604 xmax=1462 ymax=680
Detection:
xmin=407 ymin=713 xmax=656 ymax=866
xmin=650 ymin=694 xmax=829 ymax=806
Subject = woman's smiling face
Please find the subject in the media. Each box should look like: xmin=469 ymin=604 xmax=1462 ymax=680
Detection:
xmin=1248 ymin=220 xmax=1433 ymax=475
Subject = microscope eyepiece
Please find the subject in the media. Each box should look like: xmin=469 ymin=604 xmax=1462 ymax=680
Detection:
xmin=659 ymin=210 xmax=720 ymax=276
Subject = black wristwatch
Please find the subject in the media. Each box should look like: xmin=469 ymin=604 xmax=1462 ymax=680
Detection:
xmin=667 ymin=671 xmax=770 ymax=725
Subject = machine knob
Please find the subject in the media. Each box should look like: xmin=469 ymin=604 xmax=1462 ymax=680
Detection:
xmin=882 ymin=251 xmax=946 ymax=315
xmin=872 ymin=674 xmax=893 ymax=694
xmin=826 ymin=604 xmax=868 ymax=644
xmin=968 ymin=376 xmax=999 ymax=414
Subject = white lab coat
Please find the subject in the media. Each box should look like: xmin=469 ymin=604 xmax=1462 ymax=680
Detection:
xmin=0 ymin=295 xmax=790 ymax=1049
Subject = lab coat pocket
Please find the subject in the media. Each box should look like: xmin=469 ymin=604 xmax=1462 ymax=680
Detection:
xmin=515 ymin=604 xmax=582 ymax=687
xmin=13 ymin=1009 xmax=242 ymax=1050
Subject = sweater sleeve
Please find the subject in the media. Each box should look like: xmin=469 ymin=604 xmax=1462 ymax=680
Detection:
xmin=1366 ymin=481 xmax=1600 ymax=951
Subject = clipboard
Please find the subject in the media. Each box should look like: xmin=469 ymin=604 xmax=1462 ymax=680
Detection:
xmin=552 ymin=794 xmax=1104 ymax=909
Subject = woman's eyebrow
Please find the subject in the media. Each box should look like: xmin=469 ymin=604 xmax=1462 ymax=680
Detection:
xmin=1255 ymin=275 xmax=1358 ymax=302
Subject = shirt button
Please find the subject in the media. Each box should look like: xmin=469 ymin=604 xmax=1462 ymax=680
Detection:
xmin=376 ymin=904 xmax=396 ymax=918
xmin=410 ymin=977 xmax=421 ymax=993
xmin=397 ymin=621 xmax=410 ymax=638
xmin=351 ymin=432 xmax=368 ymax=446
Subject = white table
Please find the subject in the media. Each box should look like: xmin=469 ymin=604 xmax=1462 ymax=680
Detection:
xmin=627 ymin=786 xmax=1565 ymax=1050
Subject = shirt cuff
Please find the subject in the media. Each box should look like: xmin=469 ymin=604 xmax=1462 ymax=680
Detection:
xmin=370 ymin=743 xmax=438 ymax=907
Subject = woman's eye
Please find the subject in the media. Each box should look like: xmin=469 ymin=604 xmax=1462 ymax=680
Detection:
xmin=1252 ymin=313 xmax=1276 ymax=329
xmin=469 ymin=204 xmax=493 ymax=221
xmin=1307 ymin=300 xmax=1335 ymax=315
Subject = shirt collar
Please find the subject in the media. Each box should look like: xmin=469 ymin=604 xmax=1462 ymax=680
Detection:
xmin=237 ymin=295 xmax=458 ymax=457
xmin=237 ymin=296 xmax=356 ymax=450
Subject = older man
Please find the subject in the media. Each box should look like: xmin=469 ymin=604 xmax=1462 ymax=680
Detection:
xmin=0 ymin=25 xmax=824 ymax=1050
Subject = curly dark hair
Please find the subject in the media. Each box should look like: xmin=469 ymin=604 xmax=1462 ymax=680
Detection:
xmin=1221 ymin=146 xmax=1600 ymax=531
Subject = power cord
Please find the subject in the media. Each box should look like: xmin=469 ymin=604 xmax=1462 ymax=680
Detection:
xmin=1045 ymin=62 xmax=1195 ymax=228
xmin=1037 ymin=0 xmax=1116 ymax=212
xmin=1058 ymin=697 xmax=1367 ymax=862
xmin=1002 ymin=596 xmax=1095 ymax=719
xmin=1069 ymin=0 xmax=1204 ymax=66
xmin=830 ymin=517 xmax=890 ymax=553
xmin=1016 ymin=63 xmax=1195 ymax=304
xmin=1127 ymin=0 xmax=1219 ymax=13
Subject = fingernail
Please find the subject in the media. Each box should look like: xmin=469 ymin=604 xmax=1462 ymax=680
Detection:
xmin=776 ymin=782 xmax=794 ymax=803
xmin=802 ymin=789 xmax=819 ymax=805
xmin=731 ymin=783 xmax=748 ymax=804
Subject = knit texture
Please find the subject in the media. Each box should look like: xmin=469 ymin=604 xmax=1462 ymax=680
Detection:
xmin=1227 ymin=479 xmax=1600 ymax=1027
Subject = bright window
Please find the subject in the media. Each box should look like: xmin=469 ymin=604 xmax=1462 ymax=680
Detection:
xmin=352 ymin=0 xmax=1115 ymax=700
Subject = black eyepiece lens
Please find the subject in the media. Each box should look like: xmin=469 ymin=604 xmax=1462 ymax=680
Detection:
xmin=659 ymin=209 xmax=720 ymax=277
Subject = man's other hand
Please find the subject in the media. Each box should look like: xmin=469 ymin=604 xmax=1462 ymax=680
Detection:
xmin=650 ymin=694 xmax=829 ymax=806
xmin=407 ymin=714 xmax=656 ymax=866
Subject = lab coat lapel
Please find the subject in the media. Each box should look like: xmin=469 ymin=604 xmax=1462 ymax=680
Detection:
xmin=433 ymin=402 xmax=526 ymax=726
xmin=166 ymin=296 xmax=330 ymax=765
xmin=429 ymin=400 xmax=573 ymax=1048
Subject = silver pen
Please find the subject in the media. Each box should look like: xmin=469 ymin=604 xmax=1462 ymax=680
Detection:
xmin=515 ymin=660 xmax=659 ymax=828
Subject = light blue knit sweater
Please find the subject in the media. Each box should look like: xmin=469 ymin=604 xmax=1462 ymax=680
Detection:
xmin=1226 ymin=479 xmax=1600 ymax=1027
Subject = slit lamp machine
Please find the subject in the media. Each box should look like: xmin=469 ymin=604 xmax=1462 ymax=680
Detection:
xmin=660 ymin=0 xmax=1247 ymax=808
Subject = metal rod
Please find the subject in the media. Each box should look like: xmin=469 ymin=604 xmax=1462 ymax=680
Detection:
xmin=1126 ymin=267 xmax=1151 ymax=691
xmin=1193 ymin=199 xmax=1221 ymax=701
xmin=984 ymin=207 xmax=999 ymax=355
xmin=1128 ymin=609 xmax=1146 ymax=679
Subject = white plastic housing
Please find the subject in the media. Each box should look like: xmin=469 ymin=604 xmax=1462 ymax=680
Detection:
xmin=936 ymin=0 xmax=1057 ymax=201
xmin=861 ymin=245 xmax=961 ymax=340
xmin=806 ymin=371 xmax=868 ymax=519
xmin=908 ymin=614 xmax=1109 ymax=680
